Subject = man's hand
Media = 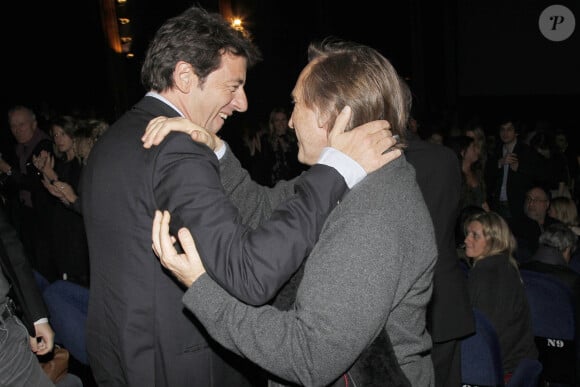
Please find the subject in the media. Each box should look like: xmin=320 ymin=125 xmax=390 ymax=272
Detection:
xmin=30 ymin=322 xmax=55 ymax=356
xmin=142 ymin=116 xmax=223 ymax=152
xmin=506 ymin=153 xmax=519 ymax=171
xmin=0 ymin=158 xmax=11 ymax=174
xmin=152 ymin=210 xmax=206 ymax=287
xmin=328 ymin=106 xmax=401 ymax=174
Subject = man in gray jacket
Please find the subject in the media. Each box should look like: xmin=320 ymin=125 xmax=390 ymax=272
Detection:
xmin=152 ymin=39 xmax=437 ymax=386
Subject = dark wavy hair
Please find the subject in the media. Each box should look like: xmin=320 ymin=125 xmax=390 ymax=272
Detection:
xmin=141 ymin=5 xmax=262 ymax=92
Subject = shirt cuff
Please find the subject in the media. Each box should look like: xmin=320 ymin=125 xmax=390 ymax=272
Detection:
xmin=317 ymin=147 xmax=366 ymax=189
xmin=34 ymin=318 xmax=49 ymax=325
xmin=214 ymin=142 xmax=226 ymax=160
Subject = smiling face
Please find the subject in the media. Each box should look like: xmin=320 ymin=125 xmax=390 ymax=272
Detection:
xmin=288 ymin=63 xmax=330 ymax=165
xmin=184 ymin=52 xmax=249 ymax=134
xmin=464 ymin=220 xmax=488 ymax=260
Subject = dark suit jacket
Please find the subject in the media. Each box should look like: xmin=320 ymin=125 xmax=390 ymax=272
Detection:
xmin=80 ymin=96 xmax=347 ymax=386
xmin=0 ymin=203 xmax=48 ymax=336
xmin=485 ymin=140 xmax=541 ymax=219
xmin=405 ymin=136 xmax=475 ymax=342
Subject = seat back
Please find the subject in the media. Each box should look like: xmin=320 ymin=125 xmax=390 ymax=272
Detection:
xmin=519 ymin=269 xmax=576 ymax=385
xmin=569 ymin=251 xmax=580 ymax=275
xmin=461 ymin=308 xmax=505 ymax=387
xmin=507 ymin=358 xmax=542 ymax=387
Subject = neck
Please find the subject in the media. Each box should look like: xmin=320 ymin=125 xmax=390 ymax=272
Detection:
xmin=504 ymin=139 xmax=516 ymax=150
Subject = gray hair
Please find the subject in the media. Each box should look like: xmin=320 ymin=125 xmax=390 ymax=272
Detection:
xmin=539 ymin=223 xmax=577 ymax=254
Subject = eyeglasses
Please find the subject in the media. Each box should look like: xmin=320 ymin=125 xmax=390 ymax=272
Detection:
xmin=525 ymin=196 xmax=548 ymax=204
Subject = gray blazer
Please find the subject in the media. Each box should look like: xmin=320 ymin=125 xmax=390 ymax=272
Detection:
xmin=80 ymin=96 xmax=348 ymax=387
xmin=182 ymin=151 xmax=437 ymax=386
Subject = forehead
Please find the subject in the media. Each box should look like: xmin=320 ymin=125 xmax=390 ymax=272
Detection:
xmin=468 ymin=221 xmax=483 ymax=231
xmin=210 ymin=52 xmax=247 ymax=82
xmin=528 ymin=189 xmax=547 ymax=200
xmin=292 ymin=62 xmax=315 ymax=100
xmin=500 ymin=122 xmax=514 ymax=131
xmin=10 ymin=110 xmax=32 ymax=123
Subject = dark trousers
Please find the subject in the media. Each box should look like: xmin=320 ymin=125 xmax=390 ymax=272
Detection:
xmin=19 ymin=205 xmax=57 ymax=282
xmin=432 ymin=339 xmax=462 ymax=387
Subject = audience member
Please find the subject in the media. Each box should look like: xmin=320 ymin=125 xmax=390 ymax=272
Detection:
xmin=548 ymin=196 xmax=580 ymax=238
xmin=462 ymin=118 xmax=488 ymax=171
xmin=509 ymin=186 xmax=562 ymax=262
xmin=519 ymin=222 xmax=580 ymax=381
xmin=444 ymin=135 xmax=490 ymax=212
xmin=33 ymin=115 xmax=89 ymax=287
xmin=528 ymin=129 xmax=571 ymax=198
xmin=0 ymin=105 xmax=56 ymax=281
xmin=0 ymin=198 xmax=82 ymax=387
xmin=41 ymin=118 xmax=107 ymax=214
xmin=455 ymin=205 xmax=488 ymax=262
xmin=81 ymin=6 xmax=397 ymax=387
xmin=261 ymin=106 xmax=307 ymax=186
xmin=73 ymin=118 xmax=108 ymax=166
xmin=463 ymin=211 xmax=538 ymax=383
xmin=150 ymin=38 xmax=436 ymax=386
xmin=405 ymin=130 xmax=475 ymax=385
xmin=554 ymin=129 xmax=579 ymax=197
xmin=520 ymin=223 xmax=579 ymax=293
xmin=485 ymin=117 xmax=542 ymax=220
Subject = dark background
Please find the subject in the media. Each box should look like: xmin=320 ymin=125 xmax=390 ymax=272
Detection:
xmin=2 ymin=0 xmax=579 ymax=141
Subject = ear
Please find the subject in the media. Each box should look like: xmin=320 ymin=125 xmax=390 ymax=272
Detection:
xmin=316 ymin=108 xmax=332 ymax=132
xmin=174 ymin=61 xmax=197 ymax=93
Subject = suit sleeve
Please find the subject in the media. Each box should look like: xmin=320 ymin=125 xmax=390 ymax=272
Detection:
xmin=153 ymin=135 xmax=346 ymax=305
xmin=219 ymin=143 xmax=297 ymax=228
xmin=181 ymin=213 xmax=401 ymax=386
xmin=0 ymin=206 xmax=48 ymax=336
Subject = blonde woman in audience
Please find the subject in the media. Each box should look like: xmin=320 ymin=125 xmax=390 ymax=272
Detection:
xmin=463 ymin=211 xmax=538 ymax=383
xmin=548 ymin=196 xmax=580 ymax=237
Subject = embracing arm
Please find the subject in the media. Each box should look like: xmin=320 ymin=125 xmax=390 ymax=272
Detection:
xmin=0 ymin=206 xmax=53 ymax=352
xmin=154 ymin=210 xmax=399 ymax=385
xmin=149 ymin=110 xmax=399 ymax=305
xmin=144 ymin=107 xmax=399 ymax=227
xmin=153 ymin=137 xmax=347 ymax=305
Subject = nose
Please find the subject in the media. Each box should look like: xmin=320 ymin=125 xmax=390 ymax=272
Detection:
xmin=232 ymin=88 xmax=248 ymax=113
xmin=288 ymin=112 xmax=295 ymax=129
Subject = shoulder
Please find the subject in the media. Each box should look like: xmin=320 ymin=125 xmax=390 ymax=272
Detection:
xmin=405 ymin=139 xmax=458 ymax=178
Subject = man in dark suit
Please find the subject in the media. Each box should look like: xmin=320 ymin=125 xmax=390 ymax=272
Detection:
xmin=0 ymin=201 xmax=55 ymax=386
xmin=81 ymin=6 xmax=397 ymax=387
xmin=485 ymin=118 xmax=542 ymax=221
xmin=405 ymin=132 xmax=476 ymax=386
